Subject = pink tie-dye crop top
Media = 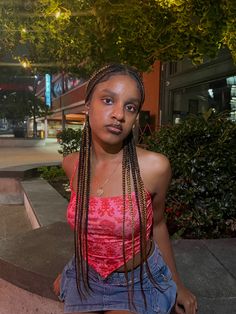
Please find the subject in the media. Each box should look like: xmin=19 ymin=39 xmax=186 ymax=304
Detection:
xmin=67 ymin=166 xmax=153 ymax=278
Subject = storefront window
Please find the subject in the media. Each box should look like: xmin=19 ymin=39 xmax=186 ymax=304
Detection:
xmin=172 ymin=75 xmax=236 ymax=123
xmin=227 ymin=75 xmax=236 ymax=122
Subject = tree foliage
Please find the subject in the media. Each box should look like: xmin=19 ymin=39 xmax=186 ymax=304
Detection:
xmin=0 ymin=64 xmax=50 ymax=125
xmin=0 ymin=89 xmax=50 ymax=123
xmin=0 ymin=1 xmax=17 ymax=60
xmin=0 ymin=0 xmax=236 ymax=76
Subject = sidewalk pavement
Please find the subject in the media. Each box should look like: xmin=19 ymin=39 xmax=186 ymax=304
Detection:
xmin=0 ymin=138 xmax=62 ymax=170
xmin=0 ymin=139 xmax=235 ymax=314
xmin=173 ymin=238 xmax=236 ymax=314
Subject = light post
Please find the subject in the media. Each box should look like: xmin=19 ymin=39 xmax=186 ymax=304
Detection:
xmin=32 ymin=75 xmax=38 ymax=138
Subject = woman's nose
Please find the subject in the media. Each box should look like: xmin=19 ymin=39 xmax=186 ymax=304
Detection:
xmin=112 ymin=104 xmax=125 ymax=121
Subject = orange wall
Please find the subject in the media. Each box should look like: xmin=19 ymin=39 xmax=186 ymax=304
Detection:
xmin=142 ymin=61 xmax=161 ymax=128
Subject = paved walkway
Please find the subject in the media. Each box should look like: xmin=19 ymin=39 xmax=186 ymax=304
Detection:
xmin=0 ymin=139 xmax=235 ymax=314
xmin=0 ymin=138 xmax=62 ymax=169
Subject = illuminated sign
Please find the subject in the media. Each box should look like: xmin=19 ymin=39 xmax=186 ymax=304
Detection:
xmin=45 ymin=74 xmax=51 ymax=107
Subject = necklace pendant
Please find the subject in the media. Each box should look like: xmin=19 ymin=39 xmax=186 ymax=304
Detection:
xmin=96 ymin=188 xmax=104 ymax=197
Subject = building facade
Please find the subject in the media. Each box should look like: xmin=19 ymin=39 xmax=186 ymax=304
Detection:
xmin=160 ymin=49 xmax=236 ymax=125
xmin=34 ymin=51 xmax=236 ymax=138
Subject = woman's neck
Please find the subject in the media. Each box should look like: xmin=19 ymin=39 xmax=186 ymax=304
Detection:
xmin=91 ymin=142 xmax=123 ymax=163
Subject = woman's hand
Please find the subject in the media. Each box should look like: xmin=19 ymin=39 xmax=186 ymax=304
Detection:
xmin=174 ymin=283 xmax=198 ymax=314
xmin=53 ymin=273 xmax=62 ymax=297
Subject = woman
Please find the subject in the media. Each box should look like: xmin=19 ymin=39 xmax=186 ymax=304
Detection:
xmin=54 ymin=64 xmax=198 ymax=314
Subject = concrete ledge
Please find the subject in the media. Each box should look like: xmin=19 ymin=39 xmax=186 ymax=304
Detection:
xmin=0 ymin=178 xmax=23 ymax=204
xmin=21 ymin=178 xmax=68 ymax=228
xmin=0 ymin=278 xmax=64 ymax=314
xmin=0 ymin=138 xmax=46 ymax=147
xmin=0 ymin=166 xmax=72 ymax=305
xmin=0 ymin=222 xmax=73 ymax=300
xmin=0 ymin=162 xmax=61 ymax=179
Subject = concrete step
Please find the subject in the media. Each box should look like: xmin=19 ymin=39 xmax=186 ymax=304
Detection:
xmin=0 ymin=221 xmax=74 ymax=300
xmin=0 ymin=205 xmax=32 ymax=241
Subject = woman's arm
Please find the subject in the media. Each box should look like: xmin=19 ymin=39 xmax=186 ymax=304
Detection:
xmin=145 ymin=152 xmax=198 ymax=314
xmin=62 ymin=152 xmax=80 ymax=188
xmin=153 ymin=217 xmax=197 ymax=314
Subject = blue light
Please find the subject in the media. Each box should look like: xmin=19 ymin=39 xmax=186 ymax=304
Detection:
xmin=45 ymin=74 xmax=51 ymax=107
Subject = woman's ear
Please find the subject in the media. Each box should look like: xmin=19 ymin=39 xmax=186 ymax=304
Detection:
xmin=85 ymin=102 xmax=90 ymax=112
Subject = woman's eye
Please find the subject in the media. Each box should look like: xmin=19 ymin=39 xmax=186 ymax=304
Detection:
xmin=102 ymin=97 xmax=113 ymax=105
xmin=126 ymin=104 xmax=137 ymax=112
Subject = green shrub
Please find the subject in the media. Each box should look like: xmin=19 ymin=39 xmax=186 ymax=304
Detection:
xmin=57 ymin=128 xmax=82 ymax=156
xmin=144 ymin=111 xmax=236 ymax=239
xmin=38 ymin=166 xmax=66 ymax=181
xmin=38 ymin=166 xmax=70 ymax=200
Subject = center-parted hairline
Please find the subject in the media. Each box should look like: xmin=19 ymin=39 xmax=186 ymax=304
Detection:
xmin=85 ymin=66 xmax=145 ymax=110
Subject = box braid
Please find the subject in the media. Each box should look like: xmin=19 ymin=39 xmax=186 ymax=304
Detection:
xmin=74 ymin=113 xmax=91 ymax=297
xmin=74 ymin=63 xmax=154 ymax=308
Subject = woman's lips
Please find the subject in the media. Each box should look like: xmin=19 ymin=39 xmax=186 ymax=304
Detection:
xmin=106 ymin=124 xmax=123 ymax=135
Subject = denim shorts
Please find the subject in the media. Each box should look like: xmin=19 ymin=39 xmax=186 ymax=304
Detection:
xmin=59 ymin=242 xmax=177 ymax=314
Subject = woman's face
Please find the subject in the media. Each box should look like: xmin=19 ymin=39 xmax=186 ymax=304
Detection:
xmin=87 ymin=74 xmax=141 ymax=147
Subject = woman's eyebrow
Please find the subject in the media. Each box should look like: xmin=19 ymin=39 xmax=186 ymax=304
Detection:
xmin=99 ymin=88 xmax=116 ymax=96
xmin=126 ymin=98 xmax=140 ymax=105
xmin=100 ymin=89 xmax=140 ymax=103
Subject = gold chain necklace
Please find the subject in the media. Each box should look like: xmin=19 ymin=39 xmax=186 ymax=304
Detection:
xmin=92 ymin=158 xmax=121 ymax=197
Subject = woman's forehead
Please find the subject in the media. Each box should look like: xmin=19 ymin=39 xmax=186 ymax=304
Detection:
xmin=93 ymin=74 xmax=141 ymax=94
xmin=86 ymin=69 xmax=145 ymax=107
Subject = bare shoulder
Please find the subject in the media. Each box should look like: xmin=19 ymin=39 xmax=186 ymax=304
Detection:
xmin=136 ymin=147 xmax=171 ymax=195
xmin=62 ymin=152 xmax=80 ymax=179
xmin=137 ymin=146 xmax=171 ymax=174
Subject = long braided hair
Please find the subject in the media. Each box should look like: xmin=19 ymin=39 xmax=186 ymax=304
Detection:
xmin=74 ymin=63 xmax=152 ymax=308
